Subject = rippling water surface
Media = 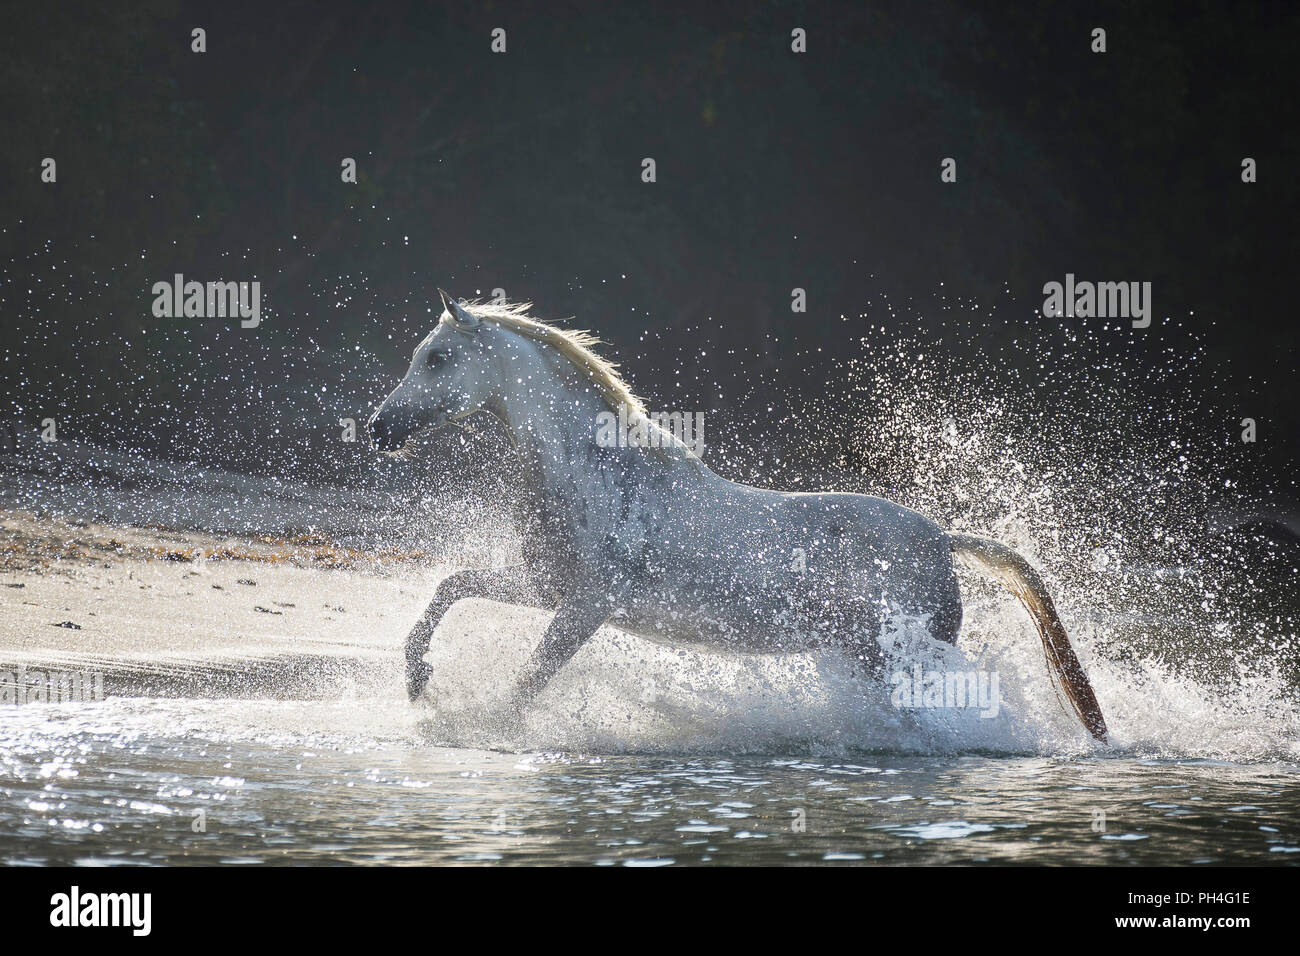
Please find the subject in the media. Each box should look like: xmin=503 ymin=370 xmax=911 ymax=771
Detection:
xmin=2 ymin=695 xmax=1297 ymax=866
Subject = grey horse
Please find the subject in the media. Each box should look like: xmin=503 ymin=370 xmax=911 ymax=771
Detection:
xmin=367 ymin=291 xmax=1108 ymax=742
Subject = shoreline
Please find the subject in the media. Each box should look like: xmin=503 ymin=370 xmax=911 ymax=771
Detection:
xmin=0 ymin=509 xmax=440 ymax=700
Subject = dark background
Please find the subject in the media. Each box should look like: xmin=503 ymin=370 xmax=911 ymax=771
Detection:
xmin=1 ymin=0 xmax=1296 ymax=511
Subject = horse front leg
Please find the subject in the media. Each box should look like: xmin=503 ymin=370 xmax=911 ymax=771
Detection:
xmin=508 ymin=599 xmax=611 ymax=713
xmin=405 ymin=565 xmax=549 ymax=700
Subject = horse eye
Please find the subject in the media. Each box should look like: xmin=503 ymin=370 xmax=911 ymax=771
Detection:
xmin=426 ymin=349 xmax=450 ymax=368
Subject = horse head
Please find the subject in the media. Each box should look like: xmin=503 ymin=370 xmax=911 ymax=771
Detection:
xmin=366 ymin=289 xmax=497 ymax=453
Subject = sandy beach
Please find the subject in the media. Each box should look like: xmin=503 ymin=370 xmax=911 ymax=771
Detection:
xmin=0 ymin=509 xmax=436 ymax=699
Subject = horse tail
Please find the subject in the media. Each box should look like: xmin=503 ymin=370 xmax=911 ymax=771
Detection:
xmin=949 ymin=533 xmax=1109 ymax=743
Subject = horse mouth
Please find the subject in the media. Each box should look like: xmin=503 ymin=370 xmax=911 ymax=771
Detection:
xmin=373 ymin=423 xmax=426 ymax=457
xmin=367 ymin=413 xmax=419 ymax=455
xmin=372 ymin=409 xmax=470 ymax=457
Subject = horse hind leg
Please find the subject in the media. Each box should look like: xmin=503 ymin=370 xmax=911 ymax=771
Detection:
xmin=886 ymin=542 xmax=964 ymax=647
xmin=927 ymin=566 xmax=964 ymax=646
xmin=844 ymin=588 xmax=960 ymax=677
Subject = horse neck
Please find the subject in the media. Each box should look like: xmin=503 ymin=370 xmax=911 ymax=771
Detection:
xmin=485 ymin=338 xmax=623 ymax=495
xmin=484 ymin=332 xmax=710 ymax=516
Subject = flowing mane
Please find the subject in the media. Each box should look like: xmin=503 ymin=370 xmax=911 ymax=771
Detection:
xmin=442 ymin=298 xmax=648 ymax=420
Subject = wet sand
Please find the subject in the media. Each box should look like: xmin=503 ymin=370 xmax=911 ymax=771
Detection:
xmin=0 ymin=510 xmax=436 ymax=699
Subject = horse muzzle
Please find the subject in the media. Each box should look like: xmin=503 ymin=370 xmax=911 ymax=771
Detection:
xmin=366 ymin=413 xmax=407 ymax=451
xmin=366 ymin=406 xmax=454 ymax=452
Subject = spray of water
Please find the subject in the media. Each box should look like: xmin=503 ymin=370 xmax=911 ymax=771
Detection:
xmin=409 ymin=295 xmax=1298 ymax=760
xmin=5 ymin=259 xmax=1297 ymax=761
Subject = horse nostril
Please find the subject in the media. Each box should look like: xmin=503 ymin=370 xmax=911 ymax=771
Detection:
xmin=368 ymin=417 xmax=389 ymax=447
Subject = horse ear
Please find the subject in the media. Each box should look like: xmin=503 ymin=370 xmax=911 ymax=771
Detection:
xmin=438 ymin=288 xmax=480 ymax=329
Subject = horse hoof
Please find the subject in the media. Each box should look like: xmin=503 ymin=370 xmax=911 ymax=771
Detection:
xmin=406 ymin=662 xmax=432 ymax=701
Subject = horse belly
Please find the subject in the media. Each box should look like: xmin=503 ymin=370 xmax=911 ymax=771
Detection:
xmin=613 ymin=578 xmax=880 ymax=655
